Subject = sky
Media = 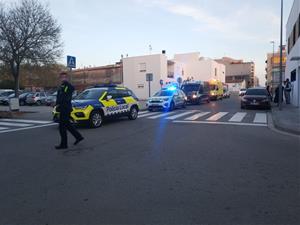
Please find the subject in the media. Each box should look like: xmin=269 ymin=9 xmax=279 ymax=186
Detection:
xmin=3 ymin=0 xmax=296 ymax=85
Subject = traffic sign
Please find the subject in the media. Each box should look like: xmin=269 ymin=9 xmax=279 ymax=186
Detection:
xmin=67 ymin=55 xmax=76 ymax=69
xmin=146 ymin=73 xmax=153 ymax=82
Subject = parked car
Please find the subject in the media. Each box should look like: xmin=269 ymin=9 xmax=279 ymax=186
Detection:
xmin=0 ymin=90 xmax=15 ymax=105
xmin=45 ymin=93 xmax=57 ymax=106
xmin=223 ymin=84 xmax=230 ymax=98
xmin=26 ymin=92 xmax=48 ymax=105
xmin=181 ymin=81 xmax=210 ymax=104
xmin=19 ymin=92 xmax=33 ymax=106
xmin=239 ymin=88 xmax=247 ymax=96
xmin=147 ymin=86 xmax=186 ymax=111
xmin=241 ymin=87 xmax=272 ymax=110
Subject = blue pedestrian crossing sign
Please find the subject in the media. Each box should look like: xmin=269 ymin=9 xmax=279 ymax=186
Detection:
xmin=67 ymin=55 xmax=76 ymax=69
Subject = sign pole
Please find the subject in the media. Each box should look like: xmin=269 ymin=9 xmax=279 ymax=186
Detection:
xmin=148 ymin=80 xmax=151 ymax=97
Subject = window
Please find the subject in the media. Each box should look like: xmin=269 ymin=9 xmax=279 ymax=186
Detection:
xmin=139 ymin=63 xmax=146 ymax=72
xmin=291 ymin=69 xmax=296 ymax=82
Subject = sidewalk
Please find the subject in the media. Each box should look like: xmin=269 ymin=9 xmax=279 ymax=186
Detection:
xmin=271 ymin=103 xmax=300 ymax=135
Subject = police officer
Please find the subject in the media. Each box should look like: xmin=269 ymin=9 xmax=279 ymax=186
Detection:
xmin=55 ymin=72 xmax=84 ymax=149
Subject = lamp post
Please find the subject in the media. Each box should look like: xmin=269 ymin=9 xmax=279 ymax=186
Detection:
xmin=279 ymin=0 xmax=283 ymax=110
xmin=270 ymin=41 xmax=275 ymax=89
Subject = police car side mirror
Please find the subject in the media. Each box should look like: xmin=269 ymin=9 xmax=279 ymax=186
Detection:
xmin=106 ymin=95 xmax=112 ymax=101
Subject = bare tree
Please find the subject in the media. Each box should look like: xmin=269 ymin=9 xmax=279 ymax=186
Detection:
xmin=0 ymin=0 xmax=63 ymax=96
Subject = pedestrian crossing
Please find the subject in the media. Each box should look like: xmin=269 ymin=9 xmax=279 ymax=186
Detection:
xmin=0 ymin=119 xmax=55 ymax=134
xmin=138 ymin=110 xmax=268 ymax=127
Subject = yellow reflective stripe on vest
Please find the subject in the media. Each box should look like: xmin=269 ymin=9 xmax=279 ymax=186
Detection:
xmin=64 ymin=86 xmax=68 ymax=93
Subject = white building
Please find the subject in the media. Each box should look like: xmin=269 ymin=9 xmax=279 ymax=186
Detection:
xmin=122 ymin=54 xmax=169 ymax=100
xmin=122 ymin=52 xmax=226 ymax=99
xmin=286 ymin=0 xmax=300 ymax=107
xmin=173 ymin=52 xmax=226 ymax=83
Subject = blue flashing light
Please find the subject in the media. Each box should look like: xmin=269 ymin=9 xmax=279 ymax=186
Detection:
xmin=167 ymin=86 xmax=177 ymax=91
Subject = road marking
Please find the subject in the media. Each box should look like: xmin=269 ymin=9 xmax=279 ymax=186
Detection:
xmin=138 ymin=112 xmax=160 ymax=118
xmin=148 ymin=111 xmax=176 ymax=119
xmin=228 ymin=112 xmax=247 ymax=122
xmin=0 ymin=122 xmax=32 ymax=127
xmin=173 ymin=120 xmax=268 ymax=127
xmin=0 ymin=123 xmax=56 ymax=134
xmin=166 ymin=111 xmax=197 ymax=120
xmin=0 ymin=127 xmax=8 ymax=130
xmin=253 ymin=113 xmax=267 ymax=123
xmin=206 ymin=112 xmax=228 ymax=121
xmin=138 ymin=111 xmax=149 ymax=115
xmin=0 ymin=119 xmax=52 ymax=124
xmin=184 ymin=112 xmax=210 ymax=120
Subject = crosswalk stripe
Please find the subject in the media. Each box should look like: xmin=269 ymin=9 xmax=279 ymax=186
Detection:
xmin=166 ymin=111 xmax=197 ymax=120
xmin=253 ymin=113 xmax=267 ymax=123
xmin=184 ymin=112 xmax=210 ymax=121
xmin=138 ymin=111 xmax=149 ymax=115
xmin=148 ymin=111 xmax=176 ymax=119
xmin=228 ymin=112 xmax=247 ymax=122
xmin=206 ymin=112 xmax=228 ymax=121
xmin=0 ymin=119 xmax=52 ymax=124
xmin=138 ymin=112 xmax=161 ymax=118
xmin=0 ymin=127 xmax=8 ymax=130
xmin=0 ymin=122 xmax=32 ymax=127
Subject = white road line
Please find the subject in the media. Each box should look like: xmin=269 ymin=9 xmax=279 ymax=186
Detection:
xmin=138 ymin=112 xmax=161 ymax=118
xmin=173 ymin=120 xmax=268 ymax=127
xmin=0 ymin=119 xmax=52 ymax=124
xmin=0 ymin=127 xmax=8 ymax=131
xmin=228 ymin=112 xmax=247 ymax=122
xmin=0 ymin=122 xmax=32 ymax=127
xmin=148 ymin=111 xmax=176 ymax=119
xmin=184 ymin=112 xmax=210 ymax=121
xmin=253 ymin=113 xmax=267 ymax=123
xmin=206 ymin=112 xmax=228 ymax=121
xmin=138 ymin=111 xmax=149 ymax=115
xmin=0 ymin=123 xmax=56 ymax=134
xmin=166 ymin=111 xmax=197 ymax=120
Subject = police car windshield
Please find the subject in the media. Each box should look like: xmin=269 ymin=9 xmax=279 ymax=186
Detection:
xmin=75 ymin=89 xmax=105 ymax=100
xmin=182 ymin=84 xmax=199 ymax=92
xmin=154 ymin=90 xmax=174 ymax=97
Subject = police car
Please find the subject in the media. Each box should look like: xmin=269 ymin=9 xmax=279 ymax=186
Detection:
xmin=53 ymin=85 xmax=139 ymax=128
xmin=146 ymin=86 xmax=187 ymax=111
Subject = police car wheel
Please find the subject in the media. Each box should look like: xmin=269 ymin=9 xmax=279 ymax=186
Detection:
xmin=129 ymin=106 xmax=138 ymax=120
xmin=90 ymin=111 xmax=103 ymax=128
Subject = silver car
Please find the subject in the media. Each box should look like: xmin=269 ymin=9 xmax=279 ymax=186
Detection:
xmin=26 ymin=92 xmax=48 ymax=105
xmin=147 ymin=87 xmax=187 ymax=111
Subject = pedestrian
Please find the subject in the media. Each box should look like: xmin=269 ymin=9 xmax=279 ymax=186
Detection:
xmin=55 ymin=72 xmax=84 ymax=149
xmin=266 ymin=85 xmax=272 ymax=101
xmin=284 ymin=78 xmax=291 ymax=104
xmin=274 ymin=84 xmax=284 ymax=104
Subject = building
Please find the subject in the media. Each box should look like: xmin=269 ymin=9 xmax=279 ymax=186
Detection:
xmin=254 ymin=76 xmax=260 ymax=87
xmin=265 ymin=46 xmax=287 ymax=94
xmin=122 ymin=53 xmax=169 ymax=100
xmin=71 ymin=63 xmax=122 ymax=91
xmin=173 ymin=52 xmax=226 ymax=83
xmin=215 ymin=57 xmax=255 ymax=91
xmin=286 ymin=0 xmax=300 ymax=107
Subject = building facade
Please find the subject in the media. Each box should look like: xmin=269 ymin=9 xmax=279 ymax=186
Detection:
xmin=265 ymin=46 xmax=287 ymax=94
xmin=173 ymin=52 xmax=226 ymax=83
xmin=122 ymin=54 xmax=169 ymax=100
xmin=286 ymin=0 xmax=300 ymax=107
xmin=71 ymin=63 xmax=122 ymax=91
xmin=215 ymin=57 xmax=255 ymax=90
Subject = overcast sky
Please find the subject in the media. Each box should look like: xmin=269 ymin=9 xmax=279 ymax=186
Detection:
xmin=3 ymin=0 xmax=296 ymax=85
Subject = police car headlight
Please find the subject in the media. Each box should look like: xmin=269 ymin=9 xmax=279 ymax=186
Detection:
xmin=74 ymin=105 xmax=88 ymax=110
xmin=163 ymin=98 xmax=169 ymax=101
xmin=192 ymin=94 xmax=197 ymax=99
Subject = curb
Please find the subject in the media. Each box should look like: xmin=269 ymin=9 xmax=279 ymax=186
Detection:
xmin=268 ymin=112 xmax=300 ymax=137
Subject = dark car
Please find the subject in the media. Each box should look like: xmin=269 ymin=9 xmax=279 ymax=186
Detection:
xmin=181 ymin=81 xmax=210 ymax=104
xmin=241 ymin=88 xmax=271 ymax=110
xmin=0 ymin=91 xmax=15 ymax=105
xmin=19 ymin=92 xmax=32 ymax=106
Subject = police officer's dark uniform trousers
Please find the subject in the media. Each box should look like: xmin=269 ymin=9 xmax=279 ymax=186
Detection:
xmin=56 ymin=81 xmax=83 ymax=149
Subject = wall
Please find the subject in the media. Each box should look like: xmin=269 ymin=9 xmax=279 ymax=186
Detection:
xmin=122 ymin=54 xmax=168 ymax=99
xmin=286 ymin=0 xmax=300 ymax=107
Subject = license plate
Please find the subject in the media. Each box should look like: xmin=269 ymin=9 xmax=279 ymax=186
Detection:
xmin=250 ymin=102 xmax=259 ymax=105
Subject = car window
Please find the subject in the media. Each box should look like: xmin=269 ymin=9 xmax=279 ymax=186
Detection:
xmin=181 ymin=84 xmax=199 ymax=92
xmin=154 ymin=90 xmax=174 ymax=97
xmin=246 ymin=89 xmax=268 ymax=96
xmin=75 ymin=89 xmax=106 ymax=100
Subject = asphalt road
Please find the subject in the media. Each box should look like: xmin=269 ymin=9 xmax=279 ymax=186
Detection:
xmin=0 ymin=95 xmax=299 ymax=225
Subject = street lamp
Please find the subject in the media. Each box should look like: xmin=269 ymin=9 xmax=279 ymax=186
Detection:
xmin=279 ymin=0 xmax=283 ymax=110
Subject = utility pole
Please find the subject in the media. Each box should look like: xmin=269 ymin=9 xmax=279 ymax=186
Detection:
xmin=279 ymin=0 xmax=283 ymax=110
